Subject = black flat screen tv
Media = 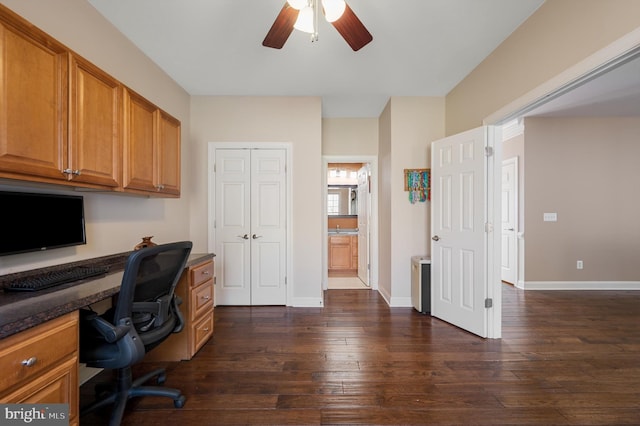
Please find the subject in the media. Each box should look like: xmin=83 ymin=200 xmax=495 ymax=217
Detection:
xmin=0 ymin=191 xmax=86 ymax=256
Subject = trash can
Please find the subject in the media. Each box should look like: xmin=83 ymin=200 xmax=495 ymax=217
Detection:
xmin=411 ymin=256 xmax=431 ymax=314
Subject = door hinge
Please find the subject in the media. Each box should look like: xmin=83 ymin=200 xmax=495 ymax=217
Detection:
xmin=485 ymin=146 xmax=494 ymax=157
xmin=368 ymin=263 xmax=370 ymax=271
xmin=285 ymin=276 xmax=287 ymax=285
xmin=485 ymin=222 xmax=493 ymax=233
xmin=213 ymin=162 xmax=216 ymax=173
xmin=485 ymin=298 xmax=493 ymax=308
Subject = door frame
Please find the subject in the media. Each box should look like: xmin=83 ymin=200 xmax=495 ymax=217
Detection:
xmin=207 ymin=142 xmax=294 ymax=305
xmin=322 ymin=155 xmax=378 ymax=291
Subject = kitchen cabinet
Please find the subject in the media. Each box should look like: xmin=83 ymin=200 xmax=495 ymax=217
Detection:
xmin=0 ymin=311 xmax=79 ymax=426
xmin=145 ymin=258 xmax=214 ymax=361
xmin=123 ymin=88 xmax=181 ymax=196
xmin=329 ymin=235 xmax=359 ymax=272
xmin=329 ymin=235 xmax=352 ymax=270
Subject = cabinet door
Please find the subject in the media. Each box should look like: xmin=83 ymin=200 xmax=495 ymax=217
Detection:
xmin=329 ymin=236 xmax=352 ymax=269
xmin=123 ymin=88 xmax=157 ymax=192
xmin=69 ymin=55 xmax=121 ymax=188
xmin=0 ymin=17 xmax=68 ymax=182
xmin=157 ymin=111 xmax=181 ymax=195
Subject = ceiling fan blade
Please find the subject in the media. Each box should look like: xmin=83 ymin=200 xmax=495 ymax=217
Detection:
xmin=331 ymin=4 xmax=373 ymax=51
xmin=263 ymin=3 xmax=299 ymax=49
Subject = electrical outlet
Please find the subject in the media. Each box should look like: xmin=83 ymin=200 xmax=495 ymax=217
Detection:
xmin=577 ymin=260 xmax=583 ymax=270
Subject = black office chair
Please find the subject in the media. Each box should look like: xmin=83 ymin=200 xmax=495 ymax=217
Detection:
xmin=79 ymin=241 xmax=193 ymax=426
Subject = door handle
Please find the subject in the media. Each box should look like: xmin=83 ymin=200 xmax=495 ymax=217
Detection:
xmin=237 ymin=234 xmax=249 ymax=240
xmin=432 ymin=235 xmax=440 ymax=241
xmin=506 ymin=228 xmax=515 ymax=231
xmin=252 ymin=234 xmax=262 ymax=239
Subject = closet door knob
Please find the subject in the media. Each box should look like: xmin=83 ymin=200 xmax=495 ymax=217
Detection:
xmin=432 ymin=235 xmax=440 ymax=242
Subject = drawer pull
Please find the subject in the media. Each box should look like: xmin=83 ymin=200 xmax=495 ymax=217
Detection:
xmin=201 ymin=295 xmax=211 ymax=300
xmin=203 ymin=327 xmax=210 ymax=332
xmin=202 ymin=270 xmax=210 ymax=275
xmin=21 ymin=357 xmax=38 ymax=367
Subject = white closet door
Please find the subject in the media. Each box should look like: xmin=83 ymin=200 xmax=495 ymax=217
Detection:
xmin=215 ymin=149 xmax=252 ymax=305
xmin=215 ymin=148 xmax=287 ymax=306
xmin=250 ymin=149 xmax=287 ymax=305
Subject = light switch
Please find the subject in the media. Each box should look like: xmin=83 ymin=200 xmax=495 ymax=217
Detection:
xmin=543 ymin=212 xmax=557 ymax=222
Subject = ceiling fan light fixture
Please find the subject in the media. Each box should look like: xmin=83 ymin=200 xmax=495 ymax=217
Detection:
xmin=321 ymin=0 xmax=346 ymax=22
xmin=293 ymin=5 xmax=315 ymax=34
xmin=286 ymin=0 xmax=308 ymax=10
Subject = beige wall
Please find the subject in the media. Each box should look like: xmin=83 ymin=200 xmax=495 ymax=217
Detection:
xmin=378 ymin=97 xmax=445 ymax=304
xmin=322 ymin=118 xmax=378 ymax=155
xmin=524 ymin=116 xmax=640 ymax=283
xmin=378 ymin=103 xmax=392 ymax=299
xmin=0 ymin=0 xmax=192 ymax=274
xmin=189 ymin=96 xmax=323 ymax=302
xmin=446 ymin=0 xmax=640 ymax=134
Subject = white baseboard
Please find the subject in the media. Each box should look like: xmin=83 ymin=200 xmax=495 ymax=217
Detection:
xmin=290 ymin=297 xmax=324 ymax=307
xmin=522 ymin=281 xmax=640 ymax=290
xmin=388 ymin=296 xmax=413 ymax=307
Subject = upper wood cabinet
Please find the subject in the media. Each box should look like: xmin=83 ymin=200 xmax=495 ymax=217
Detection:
xmin=0 ymin=12 xmax=69 ymax=183
xmin=157 ymin=111 xmax=181 ymax=196
xmin=123 ymin=88 xmax=181 ymax=196
xmin=69 ymin=55 xmax=121 ymax=188
xmin=0 ymin=4 xmax=180 ymax=197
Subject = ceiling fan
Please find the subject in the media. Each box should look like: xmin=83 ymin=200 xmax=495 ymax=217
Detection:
xmin=262 ymin=0 xmax=373 ymax=51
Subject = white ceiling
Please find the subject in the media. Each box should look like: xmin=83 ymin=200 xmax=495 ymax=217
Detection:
xmin=87 ymin=0 xmax=545 ymax=118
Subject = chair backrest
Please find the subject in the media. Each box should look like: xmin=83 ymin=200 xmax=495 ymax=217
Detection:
xmin=114 ymin=241 xmax=193 ymax=350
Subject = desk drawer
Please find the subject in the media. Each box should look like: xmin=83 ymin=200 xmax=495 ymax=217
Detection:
xmin=190 ymin=260 xmax=213 ymax=287
xmin=191 ymin=311 xmax=213 ymax=355
xmin=0 ymin=312 xmax=78 ymax=394
xmin=191 ymin=280 xmax=213 ymax=321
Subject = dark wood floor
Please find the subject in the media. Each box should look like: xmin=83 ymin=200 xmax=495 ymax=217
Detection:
xmin=80 ymin=284 xmax=640 ymax=425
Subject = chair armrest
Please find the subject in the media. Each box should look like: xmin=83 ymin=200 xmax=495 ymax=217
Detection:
xmin=88 ymin=315 xmax=131 ymax=343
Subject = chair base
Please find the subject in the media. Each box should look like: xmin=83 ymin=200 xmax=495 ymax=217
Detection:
xmin=82 ymin=366 xmax=185 ymax=426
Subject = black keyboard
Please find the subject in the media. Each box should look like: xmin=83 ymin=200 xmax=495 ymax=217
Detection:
xmin=5 ymin=266 xmax=110 ymax=292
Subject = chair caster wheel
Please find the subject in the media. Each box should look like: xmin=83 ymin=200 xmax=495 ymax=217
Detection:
xmin=174 ymin=395 xmax=186 ymax=408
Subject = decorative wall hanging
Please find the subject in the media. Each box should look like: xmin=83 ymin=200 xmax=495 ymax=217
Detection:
xmin=404 ymin=168 xmax=430 ymax=204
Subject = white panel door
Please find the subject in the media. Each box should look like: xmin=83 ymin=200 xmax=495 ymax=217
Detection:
xmin=250 ymin=149 xmax=287 ymax=305
xmin=357 ymin=165 xmax=369 ymax=286
xmin=215 ymin=149 xmax=287 ymax=306
xmin=215 ymin=149 xmax=251 ymax=305
xmin=501 ymin=158 xmax=518 ymax=285
xmin=431 ymin=127 xmax=490 ymax=337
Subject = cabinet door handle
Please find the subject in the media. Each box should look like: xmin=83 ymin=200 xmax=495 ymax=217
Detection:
xmin=21 ymin=357 xmax=37 ymax=367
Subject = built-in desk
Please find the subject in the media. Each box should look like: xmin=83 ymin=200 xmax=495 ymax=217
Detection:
xmin=0 ymin=252 xmax=214 ymax=425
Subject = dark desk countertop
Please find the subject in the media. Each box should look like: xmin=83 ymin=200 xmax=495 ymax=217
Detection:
xmin=0 ymin=252 xmax=214 ymax=339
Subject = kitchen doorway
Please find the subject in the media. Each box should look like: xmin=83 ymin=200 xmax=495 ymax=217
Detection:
xmin=322 ymin=156 xmax=378 ymax=291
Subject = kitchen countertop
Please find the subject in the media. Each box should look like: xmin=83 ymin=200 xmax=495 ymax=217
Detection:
xmin=0 ymin=252 xmax=214 ymax=339
xmin=328 ymin=228 xmax=358 ymax=235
